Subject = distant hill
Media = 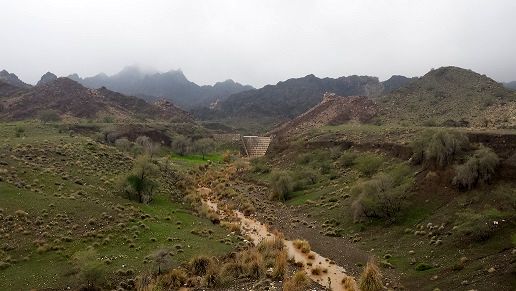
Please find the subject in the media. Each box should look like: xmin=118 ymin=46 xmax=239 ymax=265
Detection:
xmin=69 ymin=66 xmax=254 ymax=109
xmin=196 ymin=74 xmax=412 ymax=131
xmin=0 ymin=77 xmax=193 ymax=122
xmin=0 ymin=69 xmax=32 ymax=89
xmin=377 ymin=66 xmax=516 ymax=128
xmin=271 ymin=93 xmax=378 ymax=136
xmin=504 ymin=81 xmax=516 ymax=90
xmin=382 ymin=75 xmax=417 ymax=93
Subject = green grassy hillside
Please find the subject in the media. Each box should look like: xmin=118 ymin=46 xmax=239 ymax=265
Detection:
xmin=0 ymin=122 xmax=237 ymax=290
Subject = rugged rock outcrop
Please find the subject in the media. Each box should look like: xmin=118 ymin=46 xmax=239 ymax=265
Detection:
xmin=0 ymin=69 xmax=31 ymax=88
xmin=272 ymin=93 xmax=378 ymax=136
xmin=36 ymin=72 xmax=58 ymax=86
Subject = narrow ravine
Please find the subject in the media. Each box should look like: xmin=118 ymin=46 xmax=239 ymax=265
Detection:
xmin=198 ymin=187 xmax=355 ymax=291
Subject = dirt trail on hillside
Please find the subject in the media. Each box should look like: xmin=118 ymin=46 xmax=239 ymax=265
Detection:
xmin=198 ymin=187 xmax=356 ymax=291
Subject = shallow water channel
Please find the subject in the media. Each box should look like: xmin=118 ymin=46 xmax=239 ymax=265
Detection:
xmin=198 ymin=187 xmax=354 ymax=291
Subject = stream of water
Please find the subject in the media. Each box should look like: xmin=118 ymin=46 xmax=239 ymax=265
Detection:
xmin=199 ymin=187 xmax=355 ymax=291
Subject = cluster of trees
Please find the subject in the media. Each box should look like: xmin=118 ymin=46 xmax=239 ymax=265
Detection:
xmin=171 ymin=136 xmax=215 ymax=160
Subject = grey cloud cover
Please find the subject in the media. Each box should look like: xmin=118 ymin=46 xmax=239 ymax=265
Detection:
xmin=1 ymin=0 xmax=515 ymax=87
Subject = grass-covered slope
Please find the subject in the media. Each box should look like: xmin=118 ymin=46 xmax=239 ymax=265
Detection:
xmin=0 ymin=122 xmax=236 ymax=290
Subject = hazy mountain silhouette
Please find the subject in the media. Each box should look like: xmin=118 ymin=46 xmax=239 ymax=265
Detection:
xmin=69 ymin=66 xmax=253 ymax=109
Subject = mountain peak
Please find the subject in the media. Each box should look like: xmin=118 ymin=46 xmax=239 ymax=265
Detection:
xmin=0 ymin=69 xmax=31 ymax=88
xmin=37 ymin=72 xmax=58 ymax=86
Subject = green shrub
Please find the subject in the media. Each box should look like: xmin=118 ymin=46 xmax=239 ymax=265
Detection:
xmin=411 ymin=130 xmax=469 ymax=168
xmin=118 ymin=155 xmax=158 ymax=203
xmin=39 ymin=109 xmax=61 ymax=123
xmin=292 ymin=168 xmax=319 ymax=190
xmin=453 ymin=209 xmax=507 ymax=243
xmin=354 ymin=154 xmax=385 ymax=177
xmin=415 ymin=263 xmax=433 ymax=271
xmin=251 ymin=158 xmax=271 ymax=174
xmin=453 ymin=146 xmax=499 ymax=190
xmin=269 ymin=171 xmax=293 ymax=201
xmin=338 ymin=151 xmax=357 ymax=167
xmin=351 ymin=168 xmax=413 ymax=221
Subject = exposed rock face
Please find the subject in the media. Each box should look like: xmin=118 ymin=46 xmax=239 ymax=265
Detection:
xmin=36 ymin=72 xmax=58 ymax=86
xmin=0 ymin=80 xmax=26 ymax=98
xmin=272 ymin=93 xmax=378 ymax=136
xmin=0 ymin=70 xmax=31 ymax=88
xmin=0 ymin=77 xmax=193 ymax=122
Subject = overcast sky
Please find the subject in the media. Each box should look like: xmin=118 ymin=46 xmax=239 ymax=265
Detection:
xmin=1 ymin=0 xmax=515 ymax=87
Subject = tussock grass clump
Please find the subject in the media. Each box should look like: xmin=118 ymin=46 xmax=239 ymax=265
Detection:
xmin=359 ymin=259 xmax=383 ymax=291
xmin=189 ymin=256 xmax=213 ymax=276
xmin=283 ymin=271 xmax=309 ymax=291
xmin=311 ymin=266 xmax=323 ymax=275
xmin=341 ymin=276 xmax=359 ymax=291
xmin=292 ymin=239 xmax=311 ymax=254
xmin=239 ymin=249 xmax=265 ymax=279
xmin=221 ymin=221 xmax=241 ymax=233
xmin=272 ymin=250 xmax=287 ymax=279
xmin=159 ymin=268 xmax=188 ymax=290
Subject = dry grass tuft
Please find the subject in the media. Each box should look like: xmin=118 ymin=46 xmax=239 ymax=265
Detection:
xmin=341 ymin=276 xmax=359 ymax=291
xmin=283 ymin=271 xmax=309 ymax=291
xmin=292 ymin=239 xmax=311 ymax=254
xmin=359 ymin=259 xmax=383 ymax=291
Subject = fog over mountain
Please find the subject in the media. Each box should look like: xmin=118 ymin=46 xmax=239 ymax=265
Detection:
xmin=67 ymin=66 xmax=254 ymax=109
xmin=1 ymin=0 xmax=516 ymax=87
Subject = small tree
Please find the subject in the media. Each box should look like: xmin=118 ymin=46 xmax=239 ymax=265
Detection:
xmin=135 ymin=135 xmax=160 ymax=157
xmin=410 ymin=130 xmax=469 ymax=168
xmin=172 ymin=135 xmax=191 ymax=156
xmin=153 ymin=249 xmax=172 ymax=275
xmin=73 ymin=248 xmax=105 ymax=290
xmin=194 ymin=138 xmax=215 ymax=160
xmin=453 ymin=146 xmax=499 ymax=190
xmin=39 ymin=109 xmax=61 ymax=123
xmin=119 ymin=155 xmax=158 ymax=203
